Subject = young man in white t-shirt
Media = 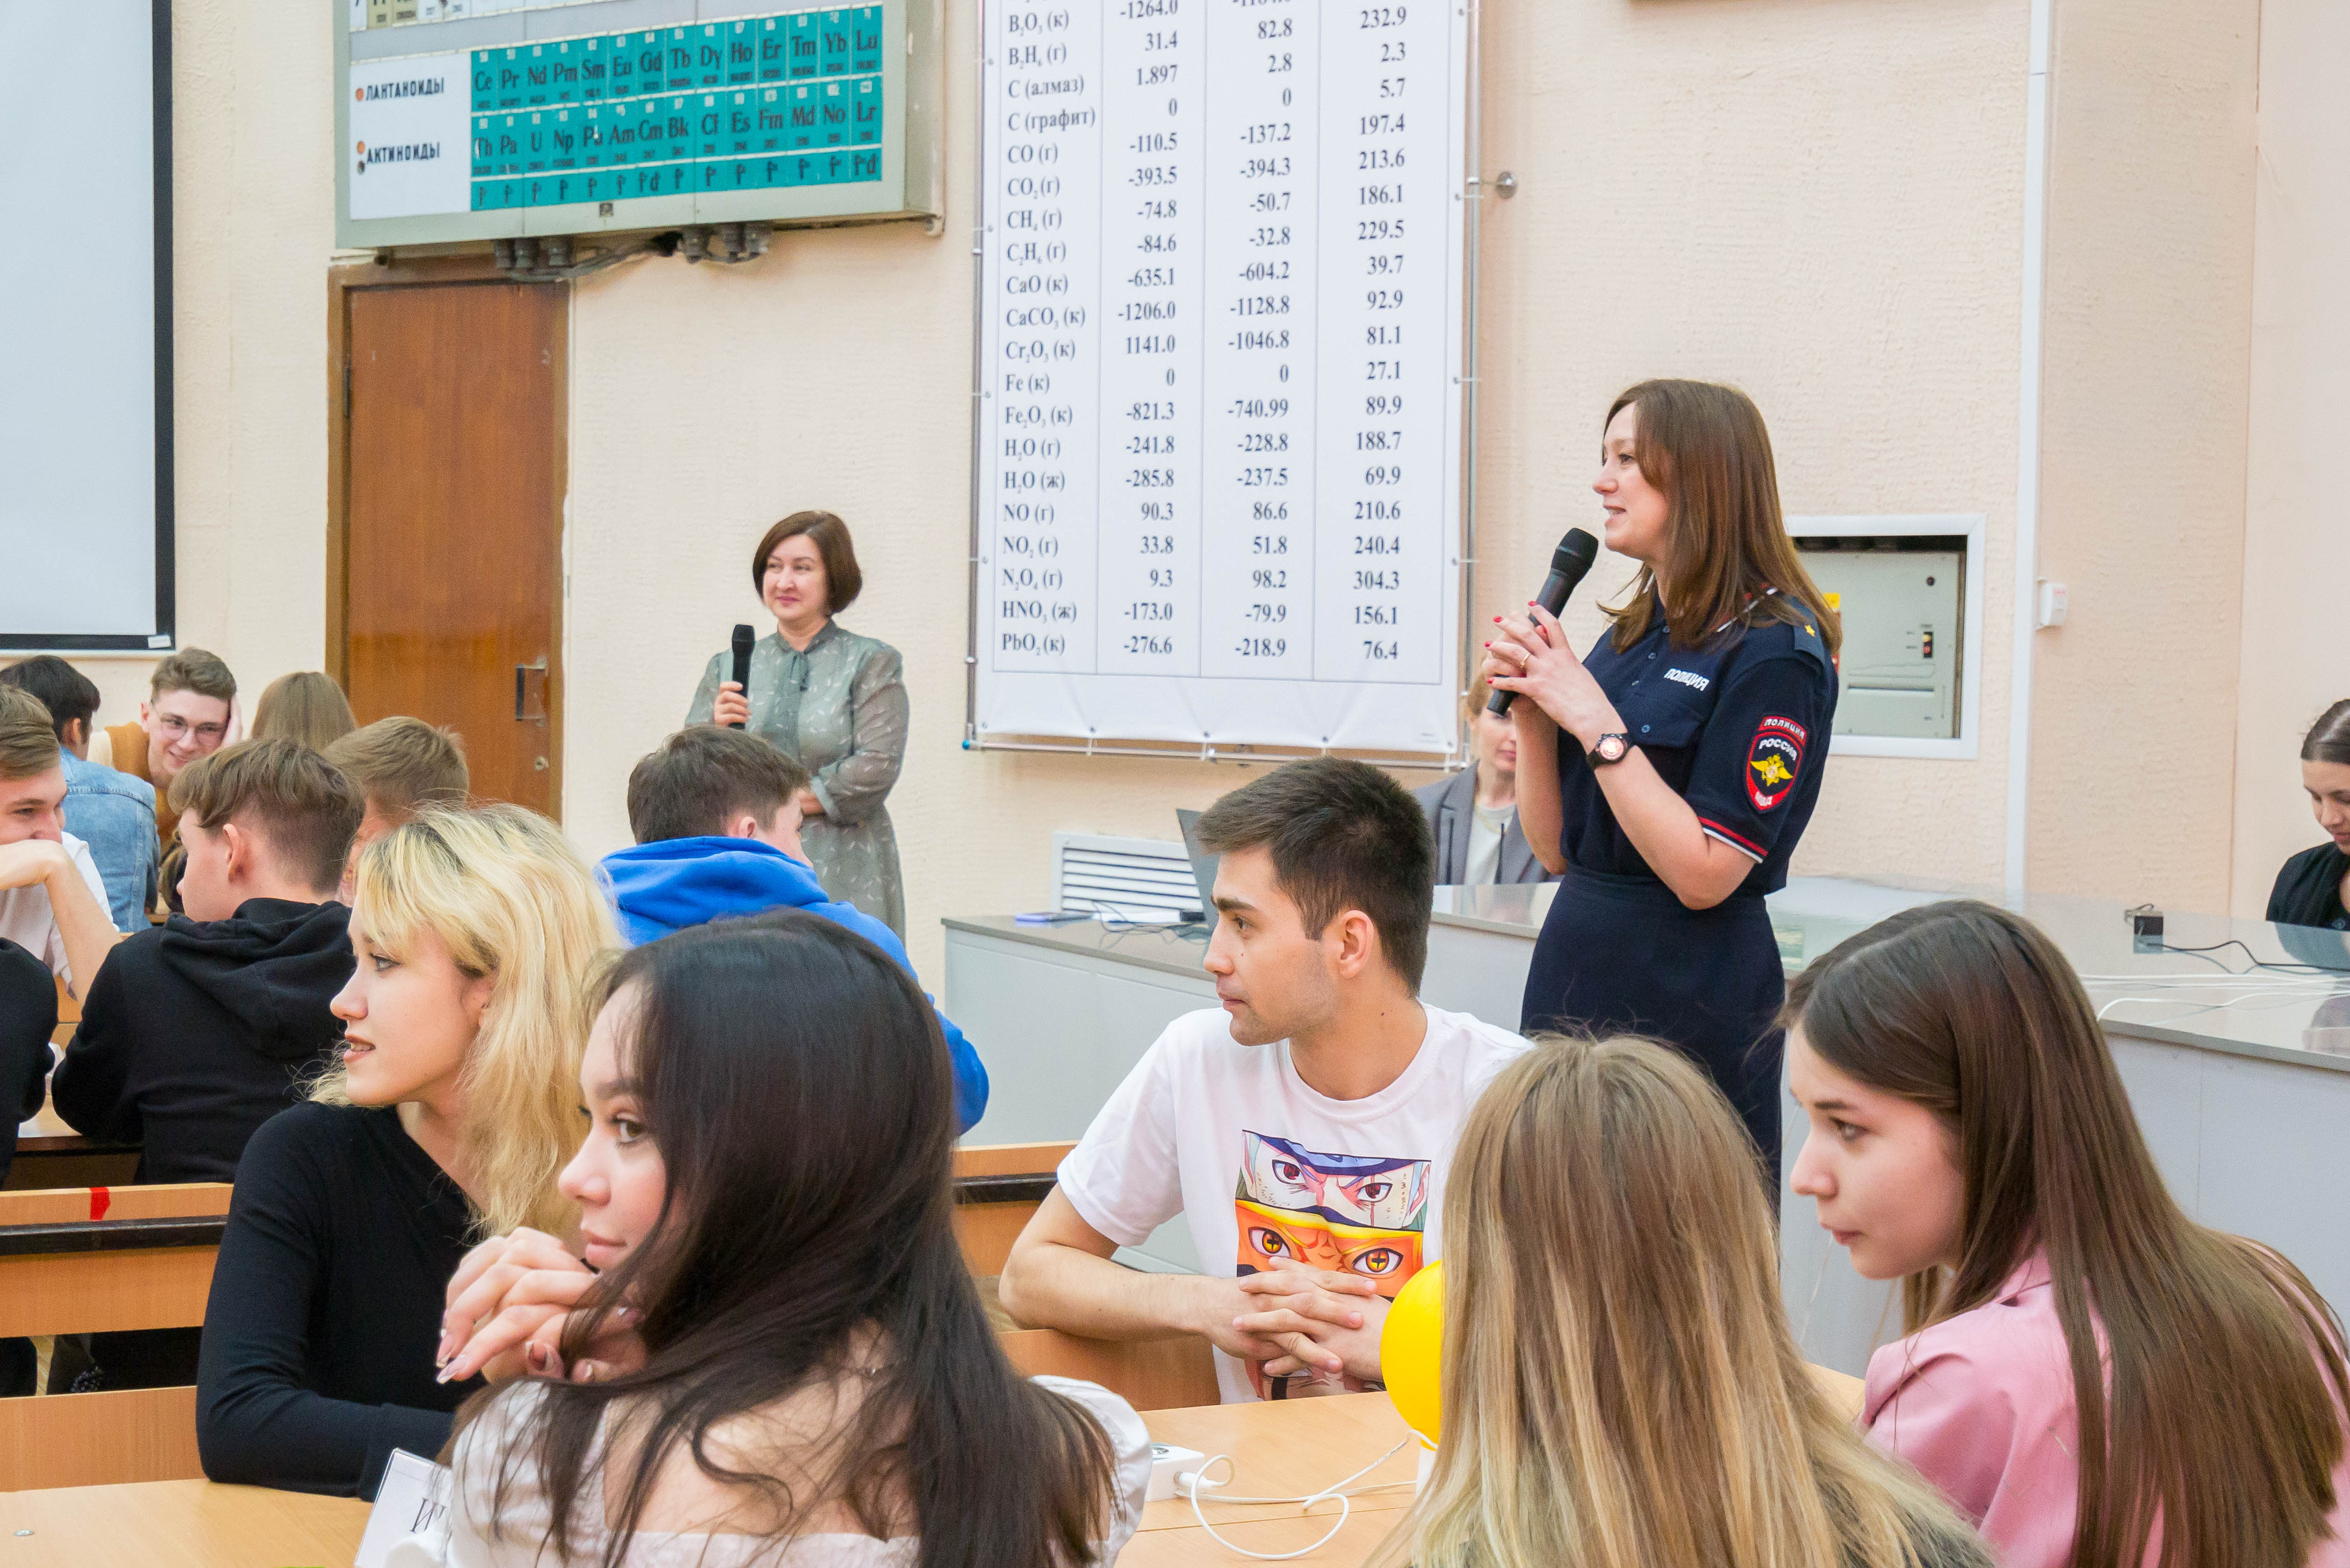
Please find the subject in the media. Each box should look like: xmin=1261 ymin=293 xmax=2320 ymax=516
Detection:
xmin=999 ymin=757 xmax=1528 ymax=1402
xmin=0 ymin=688 xmax=122 ymax=999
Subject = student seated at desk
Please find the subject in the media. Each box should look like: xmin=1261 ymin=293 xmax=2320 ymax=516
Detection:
xmin=0 ymin=687 xmax=121 ymax=999
xmin=197 ymin=804 xmax=614 ymax=1499
xmin=88 ymin=647 xmax=238 ymax=864
xmin=424 ymin=914 xmax=1149 ymax=1567
xmin=0 ymin=656 xmax=159 ymax=933
xmin=998 ymin=758 xmax=1528 ymax=1403
xmin=50 ymin=739 xmax=362 ymax=1392
xmin=1377 ymin=1035 xmax=1989 ymax=1568
xmin=2273 ymin=699 xmax=2350 ymax=934
xmin=599 ymin=725 xmax=986 ymax=1131
xmin=53 ymin=739 xmax=363 ymax=1184
xmin=0 ymin=937 xmax=59 ymax=1399
xmin=322 ymin=716 xmax=469 ymax=903
xmin=1788 ymin=901 xmax=2350 ymax=1568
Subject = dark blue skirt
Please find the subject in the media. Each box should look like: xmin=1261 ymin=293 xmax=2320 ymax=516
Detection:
xmin=1520 ymin=868 xmax=1786 ymax=1187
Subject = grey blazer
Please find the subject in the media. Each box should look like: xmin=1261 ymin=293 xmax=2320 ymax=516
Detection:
xmin=1413 ymin=767 xmax=1553 ymax=886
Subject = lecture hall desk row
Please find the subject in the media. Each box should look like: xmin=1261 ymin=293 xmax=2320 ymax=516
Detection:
xmin=0 ymin=1395 xmax=1422 ymax=1566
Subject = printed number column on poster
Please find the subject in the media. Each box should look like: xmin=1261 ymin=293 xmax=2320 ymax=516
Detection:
xmin=987 ymin=0 xmax=1454 ymax=693
xmin=1098 ymin=0 xmax=1204 ymax=674
xmin=994 ymin=1 xmax=1100 ymax=672
xmin=1198 ymin=0 xmax=1315 ymax=681
xmin=1316 ymin=0 xmax=1445 ymax=684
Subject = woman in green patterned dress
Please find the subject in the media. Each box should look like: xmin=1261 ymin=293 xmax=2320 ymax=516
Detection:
xmin=688 ymin=511 xmax=909 ymax=934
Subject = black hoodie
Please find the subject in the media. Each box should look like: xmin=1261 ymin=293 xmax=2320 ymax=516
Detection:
xmin=0 ymin=937 xmax=58 ymax=1186
xmin=52 ymin=898 xmax=355 ymax=1185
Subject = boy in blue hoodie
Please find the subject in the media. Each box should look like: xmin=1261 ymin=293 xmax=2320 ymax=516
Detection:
xmin=601 ymin=727 xmax=988 ymax=1131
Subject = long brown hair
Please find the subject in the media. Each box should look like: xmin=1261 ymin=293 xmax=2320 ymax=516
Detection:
xmin=250 ymin=671 xmax=358 ymax=752
xmin=468 ymin=913 xmax=1115 ymax=1568
xmin=1602 ymin=379 xmax=1842 ymax=658
xmin=1787 ymin=901 xmax=2349 ymax=1568
xmin=1377 ymin=1035 xmax=1985 ymax=1568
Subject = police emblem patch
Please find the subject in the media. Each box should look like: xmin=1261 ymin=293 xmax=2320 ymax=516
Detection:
xmin=1747 ymin=716 xmax=1807 ymax=811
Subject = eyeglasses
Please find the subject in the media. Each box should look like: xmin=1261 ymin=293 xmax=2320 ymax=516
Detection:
xmin=156 ymin=714 xmax=226 ymax=744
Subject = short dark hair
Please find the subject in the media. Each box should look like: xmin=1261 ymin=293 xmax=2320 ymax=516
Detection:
xmin=1194 ymin=757 xmax=1434 ymax=989
xmin=627 ymin=727 xmax=813 ymax=844
xmin=151 ymin=647 xmax=237 ymax=704
xmin=750 ymin=510 xmax=863 ymax=614
xmin=0 ymin=657 xmax=99 ymax=741
xmin=170 ymin=738 xmax=365 ymax=893
xmin=323 ymin=717 xmax=469 ymax=820
xmin=2304 ymin=700 xmax=2350 ymax=767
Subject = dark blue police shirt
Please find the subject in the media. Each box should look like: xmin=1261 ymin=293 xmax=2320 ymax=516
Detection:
xmin=1556 ymin=594 xmax=1839 ymax=899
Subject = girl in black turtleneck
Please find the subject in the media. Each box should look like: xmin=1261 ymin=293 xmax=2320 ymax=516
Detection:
xmin=2270 ymin=700 xmax=2350 ymax=934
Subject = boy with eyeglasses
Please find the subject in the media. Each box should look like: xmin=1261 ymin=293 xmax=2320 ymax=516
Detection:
xmin=89 ymin=647 xmax=238 ymax=856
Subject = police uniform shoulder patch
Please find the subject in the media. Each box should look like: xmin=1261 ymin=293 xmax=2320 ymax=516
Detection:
xmin=1747 ymin=715 xmax=1807 ymax=811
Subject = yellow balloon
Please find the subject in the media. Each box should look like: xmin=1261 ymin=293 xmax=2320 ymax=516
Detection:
xmin=1381 ymin=1259 xmax=1445 ymax=1444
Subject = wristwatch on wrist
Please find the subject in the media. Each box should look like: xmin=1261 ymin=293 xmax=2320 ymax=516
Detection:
xmin=1586 ymin=733 xmax=1631 ymax=767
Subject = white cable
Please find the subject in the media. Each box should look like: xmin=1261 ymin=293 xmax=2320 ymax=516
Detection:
xmin=1180 ymin=1437 xmax=1413 ymax=1561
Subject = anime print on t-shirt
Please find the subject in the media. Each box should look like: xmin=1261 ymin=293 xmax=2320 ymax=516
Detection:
xmin=1234 ymin=1130 xmax=1429 ymax=1292
xmin=1234 ymin=1132 xmax=1431 ymax=1395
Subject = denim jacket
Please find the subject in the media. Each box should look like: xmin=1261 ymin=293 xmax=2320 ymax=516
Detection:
xmin=61 ymin=752 xmax=156 ymax=932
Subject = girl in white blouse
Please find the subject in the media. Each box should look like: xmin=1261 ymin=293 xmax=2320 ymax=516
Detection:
xmin=420 ymin=912 xmax=1150 ymax=1567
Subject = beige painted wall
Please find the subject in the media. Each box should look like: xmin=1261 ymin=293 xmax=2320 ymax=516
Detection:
xmin=75 ymin=0 xmax=2070 ymax=975
xmin=68 ymin=3 xmax=340 ymax=756
xmin=563 ymin=0 xmax=2041 ymax=974
xmin=2029 ymin=0 xmax=2259 ymax=913
xmin=1476 ymin=0 xmax=2029 ymax=897
xmin=2234 ymin=0 xmax=2350 ymax=916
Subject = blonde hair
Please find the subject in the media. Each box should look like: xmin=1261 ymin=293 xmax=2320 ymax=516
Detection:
xmin=1377 ymin=1036 xmax=1984 ymax=1568
xmin=251 ymin=671 xmax=358 ymax=752
xmin=311 ymin=803 xmax=615 ymax=1237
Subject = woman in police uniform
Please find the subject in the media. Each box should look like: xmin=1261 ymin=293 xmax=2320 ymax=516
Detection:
xmin=1484 ymin=380 xmax=1839 ymax=1181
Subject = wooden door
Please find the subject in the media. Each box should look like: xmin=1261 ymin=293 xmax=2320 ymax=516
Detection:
xmin=340 ymin=283 xmax=564 ymax=814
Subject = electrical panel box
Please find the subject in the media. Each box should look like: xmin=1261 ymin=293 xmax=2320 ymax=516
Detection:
xmin=1794 ymin=537 xmax=1966 ymax=742
xmin=335 ymin=0 xmax=944 ymax=250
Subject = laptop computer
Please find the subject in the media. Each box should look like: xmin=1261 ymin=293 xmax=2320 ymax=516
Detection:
xmin=1175 ymin=809 xmax=1217 ymax=924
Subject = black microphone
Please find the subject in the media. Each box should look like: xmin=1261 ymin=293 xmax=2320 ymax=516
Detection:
xmin=1488 ymin=529 xmax=1600 ymax=715
xmin=728 ymin=624 xmax=755 ymax=729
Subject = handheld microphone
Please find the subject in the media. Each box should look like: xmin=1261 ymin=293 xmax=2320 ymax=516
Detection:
xmin=1488 ymin=529 xmax=1601 ymax=715
xmin=728 ymin=624 xmax=755 ymax=729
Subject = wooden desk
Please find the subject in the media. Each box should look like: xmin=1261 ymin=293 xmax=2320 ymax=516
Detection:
xmin=1130 ymin=1394 xmax=1419 ymax=1563
xmin=0 ymin=1396 xmax=1416 ymax=1566
xmin=0 ymin=1479 xmax=368 ymax=1567
xmin=9 ymin=1099 xmax=139 ymax=1191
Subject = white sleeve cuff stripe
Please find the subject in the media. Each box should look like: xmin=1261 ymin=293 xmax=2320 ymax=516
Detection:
xmin=1702 ymin=825 xmax=1765 ymax=864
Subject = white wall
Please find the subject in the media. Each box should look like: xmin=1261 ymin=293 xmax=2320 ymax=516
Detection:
xmin=2234 ymin=0 xmax=2350 ymax=916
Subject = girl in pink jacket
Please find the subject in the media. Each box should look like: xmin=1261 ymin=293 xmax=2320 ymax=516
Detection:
xmin=1785 ymin=900 xmax=2350 ymax=1568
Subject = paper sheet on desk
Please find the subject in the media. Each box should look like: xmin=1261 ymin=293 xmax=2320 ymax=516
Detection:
xmin=356 ymin=1449 xmax=452 ymax=1567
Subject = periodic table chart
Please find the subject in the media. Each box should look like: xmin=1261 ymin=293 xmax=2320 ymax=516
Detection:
xmin=335 ymin=0 xmax=941 ymax=247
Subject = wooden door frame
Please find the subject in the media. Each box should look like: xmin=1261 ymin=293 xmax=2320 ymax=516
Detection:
xmin=325 ymin=256 xmax=569 ymax=819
